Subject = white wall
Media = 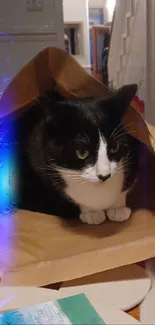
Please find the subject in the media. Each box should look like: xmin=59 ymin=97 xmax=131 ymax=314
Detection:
xmin=63 ymin=0 xmax=90 ymax=69
xmin=108 ymin=0 xmax=146 ymax=101
xmin=0 ymin=0 xmax=64 ymax=94
xmin=146 ymin=0 xmax=155 ymax=124
xmin=63 ymin=0 xmax=88 ymax=22
xmin=89 ymin=0 xmax=115 ymax=23
xmin=89 ymin=0 xmax=106 ymax=8
xmin=0 ymin=0 xmax=62 ymax=32
xmin=63 ymin=0 xmax=115 ymax=69
xmin=105 ymin=0 xmax=116 ymax=22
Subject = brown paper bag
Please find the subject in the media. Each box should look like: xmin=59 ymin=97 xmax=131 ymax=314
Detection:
xmin=0 ymin=47 xmax=155 ymax=286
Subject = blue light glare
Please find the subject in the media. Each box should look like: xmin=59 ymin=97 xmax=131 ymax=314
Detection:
xmin=0 ymin=118 xmax=17 ymax=214
xmin=2 ymin=77 xmax=10 ymax=85
xmin=0 ymin=114 xmax=17 ymax=272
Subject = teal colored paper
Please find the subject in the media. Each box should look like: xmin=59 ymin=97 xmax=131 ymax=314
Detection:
xmin=0 ymin=293 xmax=106 ymax=325
xmin=58 ymin=293 xmax=105 ymax=325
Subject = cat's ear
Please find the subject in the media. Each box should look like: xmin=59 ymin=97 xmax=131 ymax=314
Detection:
xmin=110 ymin=83 xmax=138 ymax=119
xmin=114 ymin=84 xmax=138 ymax=108
xmin=99 ymin=84 xmax=138 ymax=121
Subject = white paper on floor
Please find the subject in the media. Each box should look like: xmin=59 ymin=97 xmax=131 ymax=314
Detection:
xmin=0 ymin=287 xmax=141 ymax=325
xmin=60 ymin=264 xmax=151 ymax=311
xmin=140 ymin=258 xmax=155 ymax=324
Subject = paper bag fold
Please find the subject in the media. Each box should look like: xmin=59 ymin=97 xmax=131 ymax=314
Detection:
xmin=0 ymin=47 xmax=153 ymax=150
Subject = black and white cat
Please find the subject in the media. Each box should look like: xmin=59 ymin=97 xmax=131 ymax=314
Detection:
xmin=18 ymin=84 xmax=141 ymax=225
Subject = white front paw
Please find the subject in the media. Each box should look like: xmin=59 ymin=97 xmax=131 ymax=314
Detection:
xmin=106 ymin=207 xmax=131 ymax=222
xmin=80 ymin=211 xmax=106 ymax=225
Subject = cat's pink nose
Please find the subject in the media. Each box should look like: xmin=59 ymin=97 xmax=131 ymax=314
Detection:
xmin=98 ymin=174 xmax=111 ymax=182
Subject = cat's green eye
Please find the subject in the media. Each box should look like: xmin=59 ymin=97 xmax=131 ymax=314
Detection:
xmin=76 ymin=149 xmax=89 ymax=160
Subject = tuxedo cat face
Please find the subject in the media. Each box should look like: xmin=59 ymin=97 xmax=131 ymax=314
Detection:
xmin=35 ymin=84 xmax=139 ymax=187
xmin=26 ymin=84 xmax=140 ymax=211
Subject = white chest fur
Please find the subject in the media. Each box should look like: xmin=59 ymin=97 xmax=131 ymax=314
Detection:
xmin=60 ymin=136 xmax=125 ymax=211
xmin=63 ymin=169 xmax=124 ymax=210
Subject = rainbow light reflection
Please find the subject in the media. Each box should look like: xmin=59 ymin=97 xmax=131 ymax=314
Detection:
xmin=0 ymin=115 xmax=17 ymax=273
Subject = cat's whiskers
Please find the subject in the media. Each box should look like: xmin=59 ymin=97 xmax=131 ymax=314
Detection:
xmin=71 ymin=176 xmax=88 ymax=184
xmin=125 ymin=152 xmax=133 ymax=162
xmin=80 ymin=178 xmax=91 ymax=186
xmin=115 ymin=168 xmax=129 ymax=177
xmin=113 ymin=130 xmax=136 ymax=141
xmin=57 ymin=169 xmax=77 ymax=174
xmin=75 ymin=135 xmax=88 ymax=145
xmin=37 ymin=166 xmax=82 ymax=180
xmin=116 ymin=166 xmax=130 ymax=174
xmin=36 ymin=167 xmax=48 ymax=170
xmin=81 ymin=128 xmax=90 ymax=144
xmin=116 ymin=162 xmax=133 ymax=173
xmin=122 ymin=143 xmax=130 ymax=148
xmin=110 ymin=122 xmax=122 ymax=139
xmin=111 ymin=122 xmax=135 ymax=139
xmin=56 ymin=168 xmax=87 ymax=183
xmin=69 ymin=176 xmax=84 ymax=182
xmin=57 ymin=168 xmax=81 ymax=176
xmin=37 ymin=164 xmax=57 ymax=171
xmin=116 ymin=155 xmax=133 ymax=171
xmin=46 ymin=163 xmax=57 ymax=170
xmin=119 ymin=155 xmax=133 ymax=165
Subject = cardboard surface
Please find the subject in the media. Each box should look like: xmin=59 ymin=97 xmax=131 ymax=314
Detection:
xmin=0 ymin=47 xmax=155 ymax=286
xmin=1 ymin=209 xmax=155 ymax=286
